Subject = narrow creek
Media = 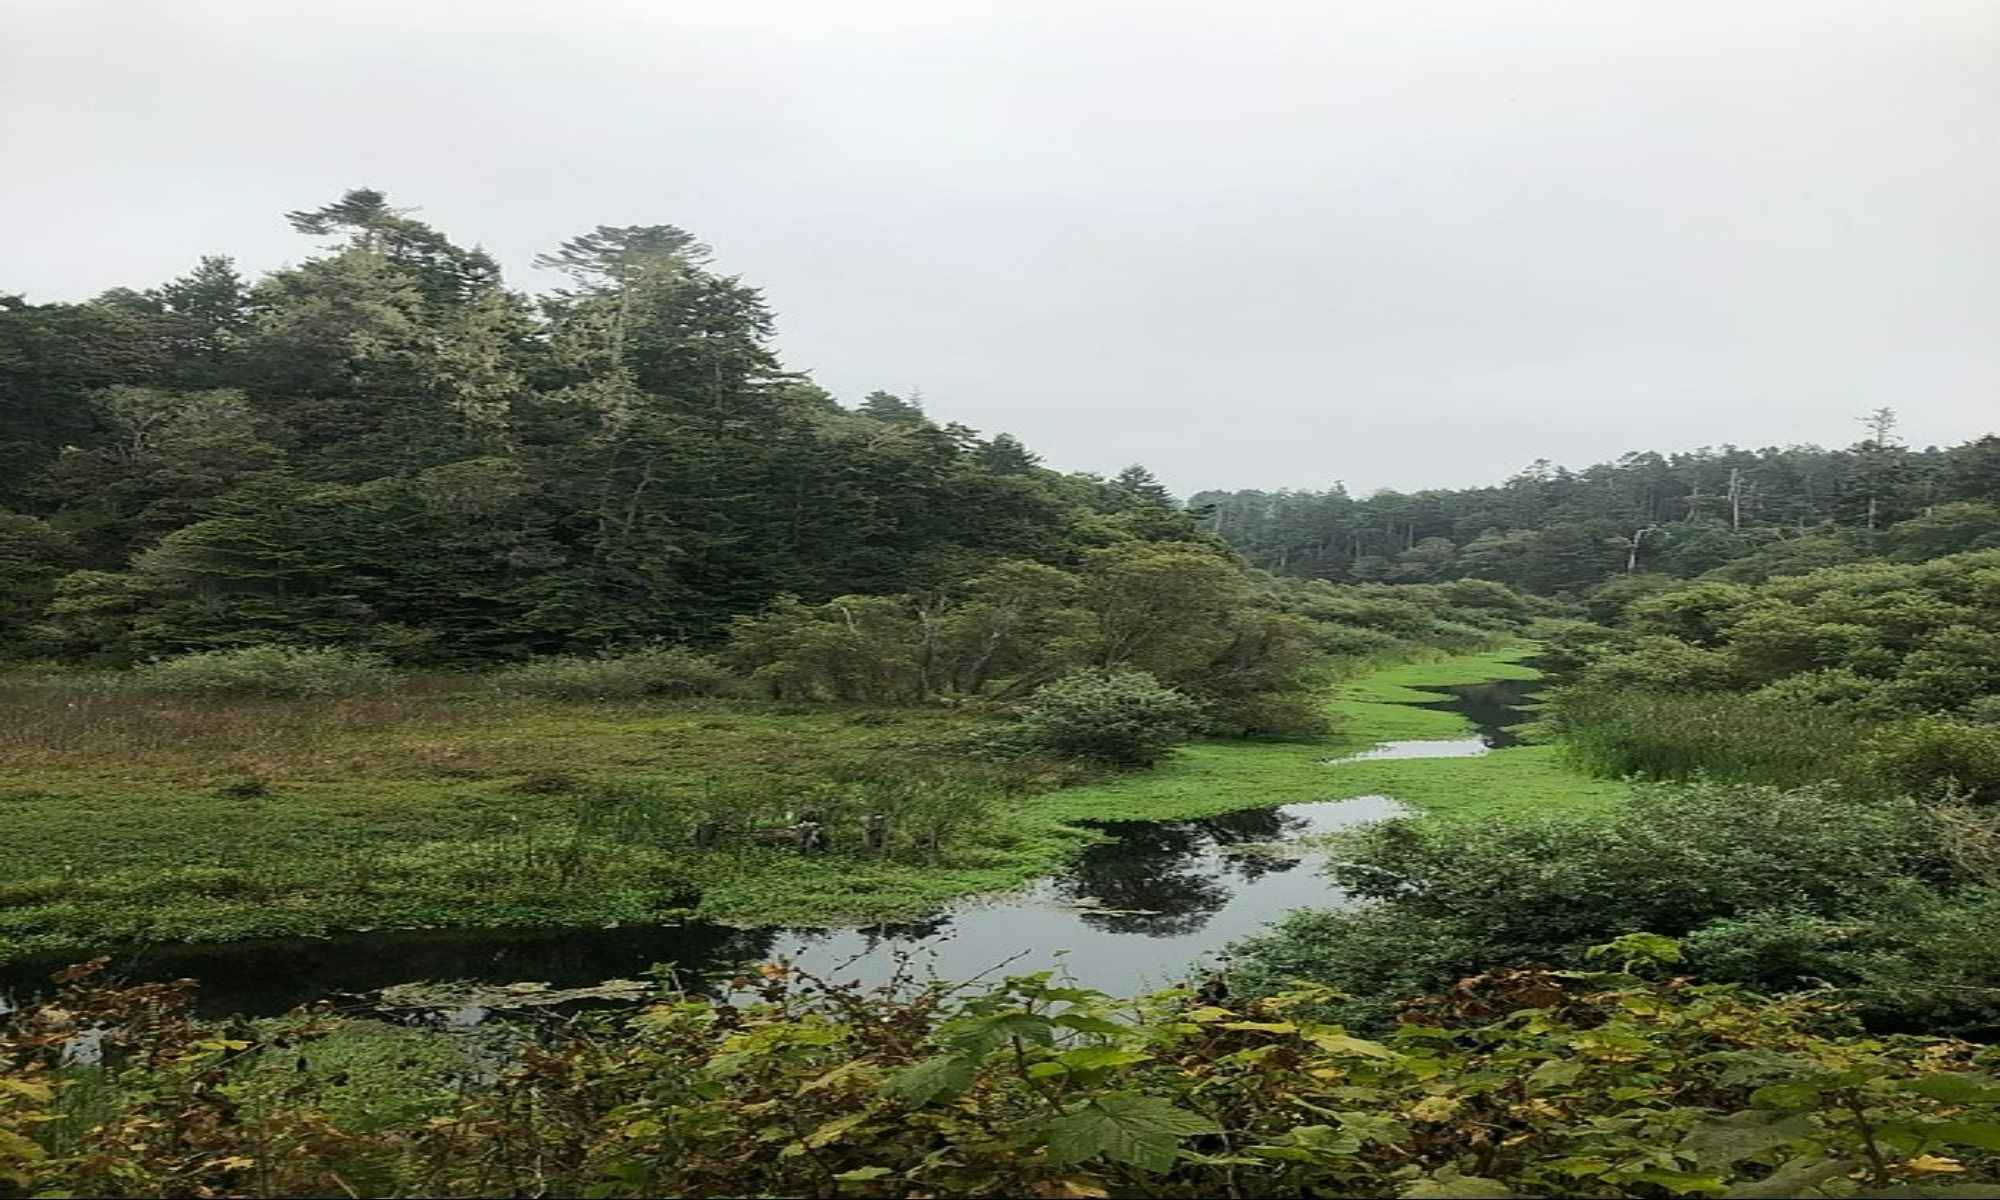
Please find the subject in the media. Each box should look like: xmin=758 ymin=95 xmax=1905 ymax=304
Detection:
xmin=2 ymin=676 xmax=1537 ymax=1018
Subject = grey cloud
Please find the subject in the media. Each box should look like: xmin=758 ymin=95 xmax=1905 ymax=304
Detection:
xmin=6 ymin=0 xmax=1994 ymax=493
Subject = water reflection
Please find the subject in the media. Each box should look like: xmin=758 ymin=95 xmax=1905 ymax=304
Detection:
xmin=1329 ymin=677 xmax=1540 ymax=762
xmin=0 ymin=676 xmax=1538 ymax=1017
xmin=1427 ymin=677 xmax=1538 ymax=748
xmin=0 ymin=796 xmax=1404 ymax=1015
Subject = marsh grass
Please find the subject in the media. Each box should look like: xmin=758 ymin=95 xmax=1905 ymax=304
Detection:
xmin=0 ymin=669 xmax=1088 ymax=960
xmin=1549 ymin=685 xmax=1861 ymax=787
xmin=0 ymin=645 xmax=1579 ymax=962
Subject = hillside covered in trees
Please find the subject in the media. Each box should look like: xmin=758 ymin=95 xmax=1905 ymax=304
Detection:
xmin=1193 ymin=423 xmax=2000 ymax=594
xmin=0 ymin=190 xmax=1193 ymax=664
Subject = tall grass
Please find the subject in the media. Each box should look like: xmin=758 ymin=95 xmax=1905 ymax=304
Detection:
xmin=571 ymin=770 xmax=1001 ymax=861
xmin=1550 ymin=686 xmax=1861 ymax=787
xmin=112 ymin=646 xmax=403 ymax=698
xmin=490 ymin=645 xmax=734 ymax=700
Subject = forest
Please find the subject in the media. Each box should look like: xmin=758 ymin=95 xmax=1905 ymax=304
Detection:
xmin=1193 ymin=423 xmax=2000 ymax=593
xmin=2 ymin=195 xmax=1999 ymax=1198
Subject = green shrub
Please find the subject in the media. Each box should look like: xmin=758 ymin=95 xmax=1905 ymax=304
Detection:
xmin=1579 ymin=573 xmax=1678 ymax=624
xmin=1576 ymin=635 xmax=1743 ymax=690
xmin=1685 ymin=885 xmax=2000 ymax=1036
xmin=997 ymin=668 xmax=1204 ymax=766
xmin=1518 ymin=616 xmax=1620 ymax=677
xmin=1231 ymin=779 xmax=1948 ymax=1026
xmin=1224 ymin=906 xmax=1490 ymax=1029
xmin=1200 ymin=690 xmax=1332 ymax=739
xmin=492 ymin=645 xmax=733 ymax=700
xmin=1302 ymin=622 xmax=1404 ymax=661
xmin=1328 ymin=780 xmax=1938 ymax=948
xmin=127 ymin=645 xmax=398 ymax=698
xmin=1750 ymin=667 xmax=1901 ymax=721
xmin=1434 ymin=577 xmax=1529 ymax=614
xmin=1963 ymin=694 xmax=2000 ymax=725
xmin=1857 ymin=717 xmax=2000 ymax=805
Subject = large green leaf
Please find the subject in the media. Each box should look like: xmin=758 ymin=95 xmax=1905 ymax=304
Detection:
xmin=1054 ymin=1046 xmax=1153 ymax=1073
xmin=1679 ymin=1111 xmax=1813 ymax=1168
xmin=1041 ymin=1091 xmax=1221 ymax=1173
xmin=950 ymin=1011 xmax=1057 ymax=1056
xmin=884 ymin=1055 xmax=976 ymax=1106
xmin=1401 ymin=1168 xmax=1515 ymax=1198
xmin=1306 ymin=1029 xmax=1398 ymax=1060
xmin=1722 ymin=1156 xmax=1849 ymax=1199
xmin=1928 ymin=1120 xmax=2000 ymax=1151
xmin=1903 ymin=1074 xmax=2000 ymax=1105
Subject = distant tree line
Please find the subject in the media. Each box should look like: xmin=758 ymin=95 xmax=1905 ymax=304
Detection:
xmin=1193 ymin=412 xmax=2000 ymax=595
xmin=0 ymin=190 xmax=1196 ymax=662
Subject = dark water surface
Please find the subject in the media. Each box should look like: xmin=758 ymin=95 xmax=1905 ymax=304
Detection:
xmin=1326 ymin=675 xmax=1539 ymax=761
xmin=2 ymin=677 xmax=1536 ymax=1017
xmin=1425 ymin=676 xmax=1539 ymax=748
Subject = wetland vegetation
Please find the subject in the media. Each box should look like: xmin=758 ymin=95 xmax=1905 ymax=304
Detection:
xmin=2 ymin=193 xmax=1997 ymax=1195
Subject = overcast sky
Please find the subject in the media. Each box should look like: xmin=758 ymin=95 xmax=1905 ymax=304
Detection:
xmin=7 ymin=0 xmax=1995 ymax=495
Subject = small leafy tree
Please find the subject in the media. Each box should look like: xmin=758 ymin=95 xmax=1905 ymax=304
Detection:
xmin=999 ymin=668 xmax=1204 ymax=766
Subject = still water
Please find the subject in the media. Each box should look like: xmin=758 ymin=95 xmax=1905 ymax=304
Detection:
xmin=1 ymin=676 xmax=1535 ymax=1017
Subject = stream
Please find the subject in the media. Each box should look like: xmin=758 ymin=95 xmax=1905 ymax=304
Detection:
xmin=1 ymin=677 xmax=1537 ymax=1018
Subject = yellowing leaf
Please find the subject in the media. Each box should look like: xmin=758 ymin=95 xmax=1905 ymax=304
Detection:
xmin=806 ymin=1110 xmax=872 ymax=1149
xmin=1306 ymin=1030 xmax=1396 ymax=1060
xmin=0 ymin=1079 xmax=54 ymax=1104
xmin=1220 ymin=1021 xmax=1296 ymax=1034
xmin=1905 ymin=1154 xmax=1966 ymax=1175
xmin=1409 ymin=1095 xmax=1462 ymax=1123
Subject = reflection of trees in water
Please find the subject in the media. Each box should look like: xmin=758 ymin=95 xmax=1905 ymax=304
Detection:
xmin=1053 ymin=808 xmax=1303 ymax=937
xmin=1200 ymin=808 xmax=1310 ymax=883
xmin=1055 ymin=821 xmax=1224 ymax=936
xmin=1419 ymin=679 xmax=1536 ymax=748
xmin=772 ymin=918 xmax=957 ymax=989
xmin=17 ymin=923 xmax=794 ymax=1018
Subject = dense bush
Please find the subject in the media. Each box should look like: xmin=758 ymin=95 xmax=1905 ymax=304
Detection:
xmin=1230 ymin=780 xmax=1957 ymax=1028
xmin=1328 ymin=781 xmax=1940 ymax=947
xmin=1578 ymin=572 xmax=1678 ymax=624
xmin=1571 ymin=635 xmax=1742 ymax=691
xmin=1517 ymin=616 xmax=1620 ymax=677
xmin=1199 ymin=690 xmax=1332 ymax=739
xmin=1579 ymin=550 xmax=2000 ymax=722
xmin=491 ymin=645 xmax=734 ymax=700
xmin=1857 ymin=717 xmax=2000 ymax=805
xmin=1300 ymin=621 xmax=1405 ymax=661
xmin=124 ymin=645 xmax=399 ymax=698
xmin=7 ymin=958 xmax=1999 ymax=1198
xmin=1682 ymin=885 xmax=2000 ymax=1036
xmin=996 ymin=668 xmax=1205 ymax=766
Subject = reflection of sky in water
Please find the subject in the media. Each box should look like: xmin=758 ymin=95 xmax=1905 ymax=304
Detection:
xmin=1331 ymin=737 xmax=1489 ymax=761
xmin=1327 ymin=678 xmax=1539 ymax=762
xmin=761 ymin=793 xmax=1406 ymax=997
xmin=0 ymin=678 xmax=1537 ymax=1016
xmin=0 ymin=795 xmax=1406 ymax=1013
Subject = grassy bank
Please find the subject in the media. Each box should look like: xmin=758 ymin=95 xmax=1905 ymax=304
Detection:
xmin=1046 ymin=645 xmax=1625 ymax=824
xmin=1321 ymin=647 xmax=1628 ymax=821
xmin=0 ymin=646 xmax=1615 ymax=963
